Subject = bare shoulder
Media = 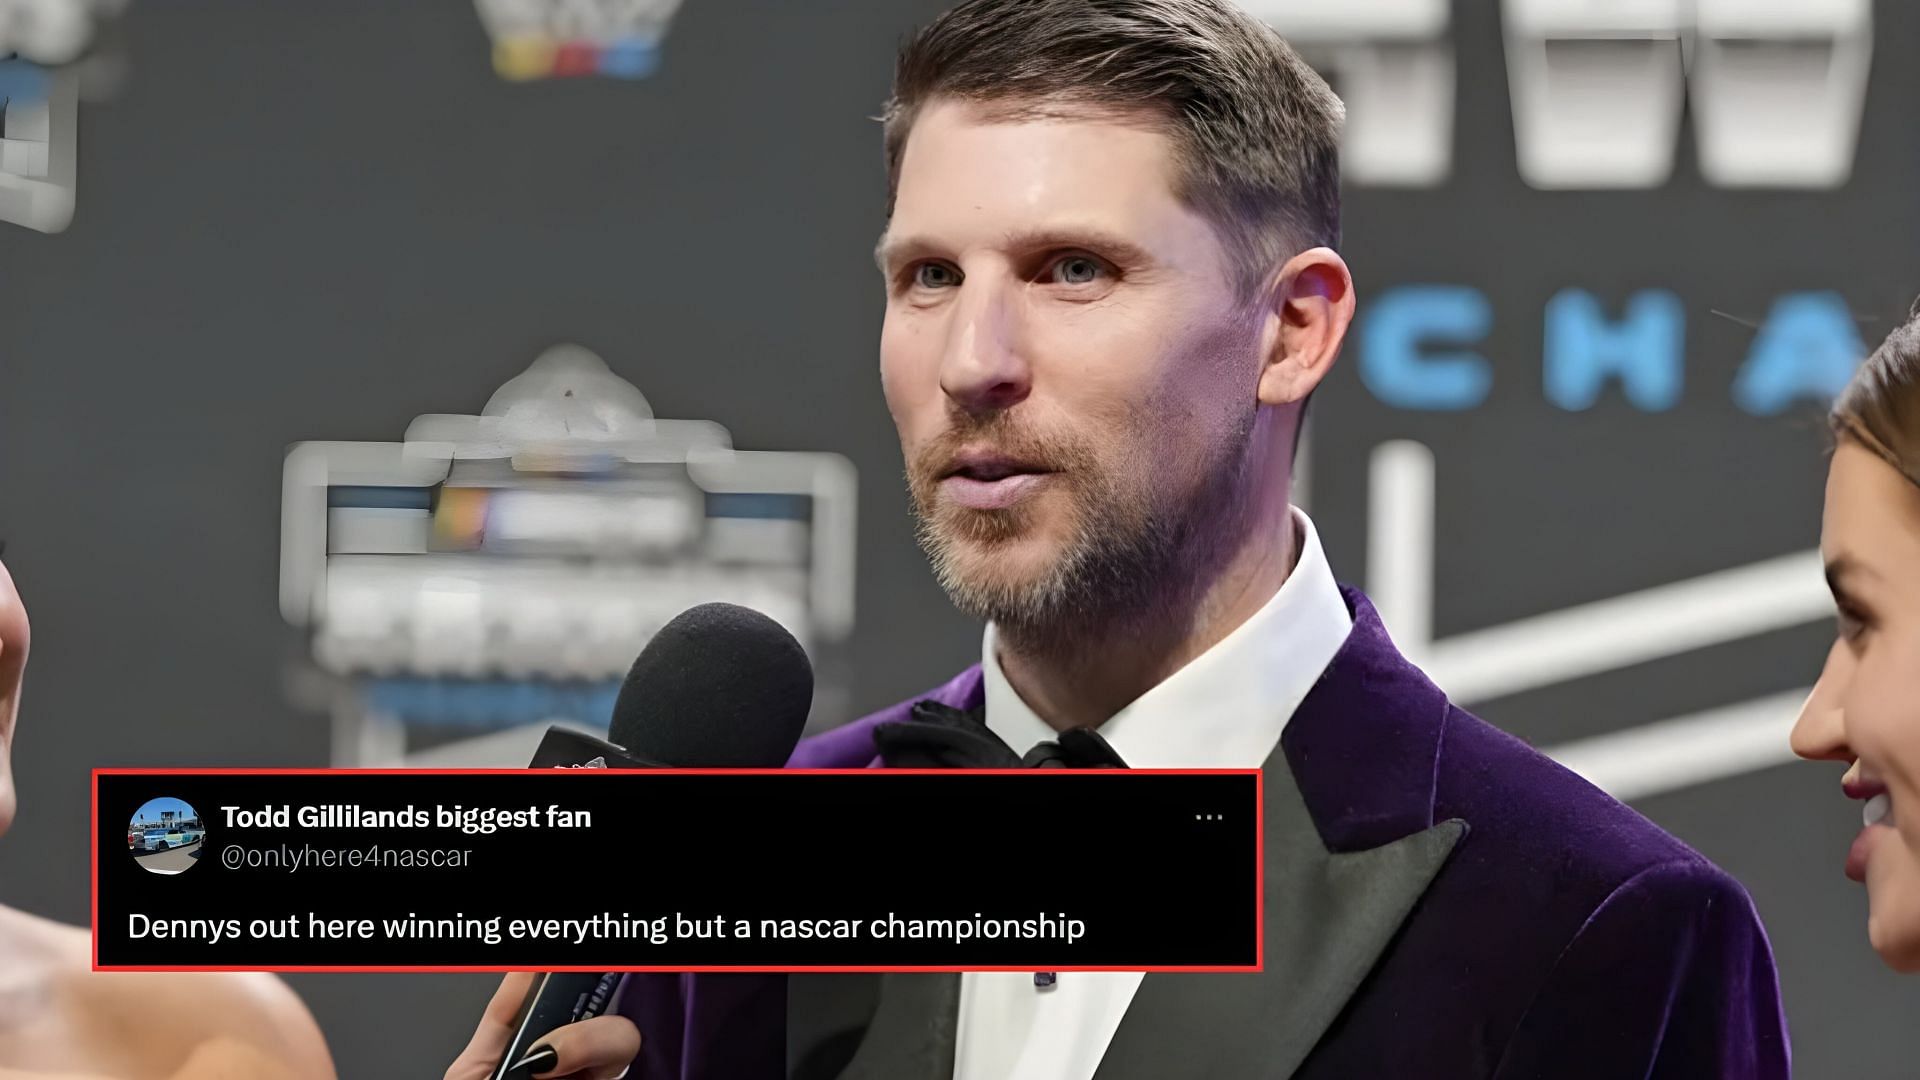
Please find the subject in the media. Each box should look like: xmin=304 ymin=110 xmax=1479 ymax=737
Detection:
xmin=162 ymin=970 xmax=336 ymax=1079
xmin=39 ymin=921 xmax=336 ymax=1080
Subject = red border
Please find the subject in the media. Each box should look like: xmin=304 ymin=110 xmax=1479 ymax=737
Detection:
xmin=92 ymin=767 xmax=1263 ymax=974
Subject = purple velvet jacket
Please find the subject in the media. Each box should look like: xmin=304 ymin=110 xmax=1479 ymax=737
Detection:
xmin=617 ymin=586 xmax=1790 ymax=1079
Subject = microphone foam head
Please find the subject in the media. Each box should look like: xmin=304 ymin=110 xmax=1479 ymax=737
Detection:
xmin=609 ymin=602 xmax=813 ymax=768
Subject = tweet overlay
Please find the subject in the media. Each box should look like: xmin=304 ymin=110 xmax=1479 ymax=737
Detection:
xmin=93 ymin=768 xmax=1260 ymax=972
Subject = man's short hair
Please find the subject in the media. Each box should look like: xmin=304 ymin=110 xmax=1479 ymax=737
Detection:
xmin=881 ymin=0 xmax=1344 ymax=305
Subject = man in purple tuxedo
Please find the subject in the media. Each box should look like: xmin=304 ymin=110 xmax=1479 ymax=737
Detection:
xmin=448 ymin=1 xmax=1789 ymax=1077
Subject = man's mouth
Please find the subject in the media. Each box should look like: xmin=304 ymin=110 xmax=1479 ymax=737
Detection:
xmin=937 ymin=451 xmax=1056 ymax=511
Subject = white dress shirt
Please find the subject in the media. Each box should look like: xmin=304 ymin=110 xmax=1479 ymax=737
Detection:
xmin=952 ymin=507 xmax=1353 ymax=1080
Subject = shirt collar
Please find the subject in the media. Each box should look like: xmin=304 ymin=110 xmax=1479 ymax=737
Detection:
xmin=980 ymin=507 xmax=1352 ymax=770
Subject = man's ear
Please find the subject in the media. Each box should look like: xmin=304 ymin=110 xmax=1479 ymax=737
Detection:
xmin=1255 ymin=247 xmax=1355 ymax=407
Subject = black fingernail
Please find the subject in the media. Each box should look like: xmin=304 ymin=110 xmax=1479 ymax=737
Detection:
xmin=507 ymin=1044 xmax=558 ymax=1077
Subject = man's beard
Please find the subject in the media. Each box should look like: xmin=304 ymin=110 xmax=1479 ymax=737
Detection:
xmin=907 ymin=408 xmax=1256 ymax=654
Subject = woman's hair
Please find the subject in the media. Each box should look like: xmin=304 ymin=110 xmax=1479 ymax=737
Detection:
xmin=1832 ymin=296 xmax=1920 ymax=489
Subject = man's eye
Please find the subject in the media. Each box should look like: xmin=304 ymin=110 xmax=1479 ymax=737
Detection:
xmin=1048 ymin=256 xmax=1106 ymax=286
xmin=913 ymin=263 xmax=960 ymax=289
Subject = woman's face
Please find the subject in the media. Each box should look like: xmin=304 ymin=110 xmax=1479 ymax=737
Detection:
xmin=1792 ymin=439 xmax=1920 ymax=971
xmin=0 ymin=559 xmax=26 ymax=838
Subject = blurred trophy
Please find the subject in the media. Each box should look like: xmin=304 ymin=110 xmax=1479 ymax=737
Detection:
xmin=279 ymin=344 xmax=857 ymax=766
xmin=0 ymin=0 xmax=127 ymax=232
xmin=472 ymin=0 xmax=686 ymax=82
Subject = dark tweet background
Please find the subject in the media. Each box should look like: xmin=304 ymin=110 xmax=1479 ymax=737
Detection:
xmin=94 ymin=771 xmax=1256 ymax=968
xmin=2 ymin=0 xmax=1918 ymax=1075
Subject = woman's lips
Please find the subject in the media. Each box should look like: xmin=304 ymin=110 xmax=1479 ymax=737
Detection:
xmin=1846 ymin=791 xmax=1895 ymax=884
xmin=1843 ymin=776 xmax=1887 ymax=801
xmin=940 ymin=472 xmax=1051 ymax=511
xmin=1847 ymin=826 xmax=1889 ymax=883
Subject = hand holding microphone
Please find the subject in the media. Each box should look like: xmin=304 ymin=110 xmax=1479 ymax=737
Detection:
xmin=445 ymin=972 xmax=639 ymax=1080
xmin=445 ymin=602 xmax=814 ymax=1080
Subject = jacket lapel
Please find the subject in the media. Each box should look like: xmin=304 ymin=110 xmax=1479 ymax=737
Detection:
xmin=815 ymin=588 xmax=1465 ymax=1079
xmin=1090 ymin=743 xmax=1463 ymax=1079
xmin=1092 ymin=586 xmax=1468 ymax=1078
xmin=831 ymin=972 xmax=963 ymax=1080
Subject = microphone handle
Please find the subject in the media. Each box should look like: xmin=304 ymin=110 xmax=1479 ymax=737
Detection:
xmin=493 ymin=972 xmax=623 ymax=1080
xmin=492 ymin=726 xmax=653 ymax=1079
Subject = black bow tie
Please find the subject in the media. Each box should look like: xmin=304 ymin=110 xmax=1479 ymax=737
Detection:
xmin=873 ymin=700 xmax=1129 ymax=769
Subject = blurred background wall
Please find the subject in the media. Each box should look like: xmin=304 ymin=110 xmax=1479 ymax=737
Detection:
xmin=1 ymin=0 xmax=1916 ymax=1075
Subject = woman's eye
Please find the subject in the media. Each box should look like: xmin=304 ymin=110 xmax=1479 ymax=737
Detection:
xmin=913 ymin=263 xmax=960 ymax=290
xmin=1049 ymin=256 xmax=1105 ymax=286
xmin=1837 ymin=604 xmax=1873 ymax=643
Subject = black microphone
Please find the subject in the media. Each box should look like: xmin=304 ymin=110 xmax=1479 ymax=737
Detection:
xmin=493 ymin=602 xmax=814 ymax=1080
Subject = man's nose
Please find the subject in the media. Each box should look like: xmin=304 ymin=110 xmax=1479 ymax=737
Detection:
xmin=938 ymin=280 xmax=1031 ymax=414
xmin=1790 ymin=638 xmax=1854 ymax=764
